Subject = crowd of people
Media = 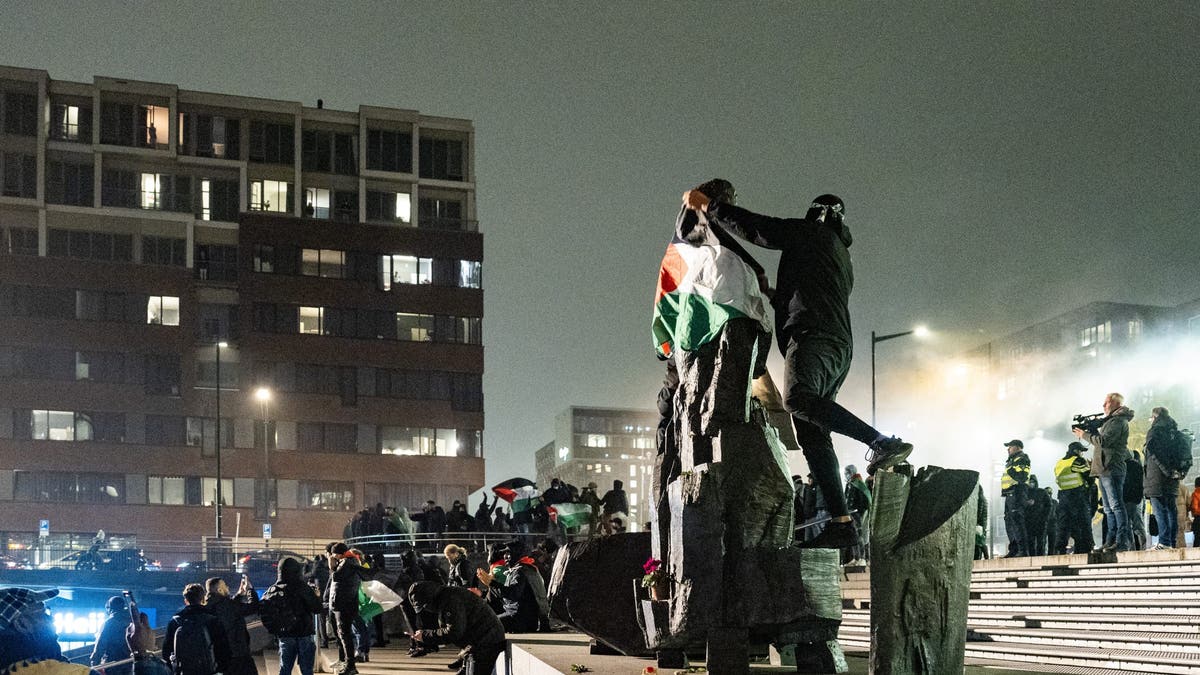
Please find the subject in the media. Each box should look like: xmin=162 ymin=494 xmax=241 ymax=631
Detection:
xmin=1002 ymin=393 xmax=1195 ymax=557
xmin=345 ymin=479 xmax=633 ymax=546
xmin=794 ymin=464 xmax=875 ymax=565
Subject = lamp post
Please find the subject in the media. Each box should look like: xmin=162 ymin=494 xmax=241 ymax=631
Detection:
xmin=255 ymin=387 xmax=272 ymax=475
xmin=870 ymin=325 xmax=929 ymax=428
xmin=215 ymin=341 xmax=228 ymax=540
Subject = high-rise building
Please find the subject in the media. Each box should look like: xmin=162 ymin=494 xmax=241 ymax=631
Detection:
xmin=0 ymin=65 xmax=484 ymax=554
xmin=535 ymin=406 xmax=659 ymax=531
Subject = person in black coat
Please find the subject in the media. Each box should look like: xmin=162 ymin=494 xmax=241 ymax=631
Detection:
xmin=444 ymin=545 xmax=474 ymax=588
xmin=409 ymin=581 xmax=506 ymax=675
xmin=90 ymin=595 xmax=132 ymax=675
xmin=162 ymin=584 xmax=231 ymax=675
xmin=1124 ymin=452 xmax=1147 ymax=550
xmin=269 ymin=557 xmax=323 ymax=675
xmin=327 ymin=544 xmax=371 ymax=675
xmin=203 ymin=576 xmax=259 ymax=675
xmin=682 ymin=189 xmax=914 ymax=550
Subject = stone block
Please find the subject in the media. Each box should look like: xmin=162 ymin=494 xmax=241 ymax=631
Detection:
xmin=547 ymin=532 xmax=653 ymax=656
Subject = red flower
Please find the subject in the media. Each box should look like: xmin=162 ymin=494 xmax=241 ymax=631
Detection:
xmin=643 ymin=557 xmax=663 ymax=574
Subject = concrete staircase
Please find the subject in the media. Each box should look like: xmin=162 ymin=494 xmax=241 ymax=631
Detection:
xmin=839 ymin=548 xmax=1200 ymax=674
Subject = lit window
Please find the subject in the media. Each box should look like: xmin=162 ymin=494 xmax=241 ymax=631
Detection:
xmin=396 ymin=193 xmax=411 ymax=222
xmin=304 ymin=187 xmax=330 ymax=218
xmin=146 ymin=296 xmax=180 ymax=326
xmin=629 ymin=493 xmax=638 ymax=506
xmin=302 ymin=248 xmax=346 ymax=278
xmin=144 ymin=105 xmax=170 ymax=148
xmin=629 ymin=465 xmax=637 ymax=477
xmin=396 ymin=312 xmax=431 ymax=341
xmin=380 ymin=255 xmax=432 ymax=288
xmin=1128 ymin=319 xmax=1142 ymax=341
xmin=299 ymin=307 xmax=323 ymax=334
xmin=56 ymin=105 xmax=80 ymax=140
xmin=200 ymin=179 xmax=211 ymax=220
xmin=629 ymin=480 xmax=637 ymax=489
xmin=250 ymin=180 xmax=289 ymax=213
xmin=586 ymin=434 xmax=608 ymax=448
xmin=140 ymin=173 xmax=162 ymax=209
xmin=31 ymin=410 xmax=76 ymax=441
xmin=459 ymin=260 xmax=482 ymax=288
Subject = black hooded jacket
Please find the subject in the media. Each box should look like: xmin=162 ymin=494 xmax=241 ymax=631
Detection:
xmin=269 ymin=557 xmax=323 ymax=637
xmin=707 ymin=201 xmax=854 ymax=350
xmin=409 ymin=582 xmax=505 ymax=649
xmin=205 ymin=586 xmax=258 ymax=659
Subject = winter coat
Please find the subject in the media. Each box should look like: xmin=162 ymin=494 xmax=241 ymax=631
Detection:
xmin=473 ymin=504 xmax=492 ymax=530
xmin=446 ymin=555 xmax=474 ymax=588
xmin=707 ymin=200 xmax=855 ymax=349
xmin=161 ymin=605 xmax=231 ymax=673
xmin=1086 ymin=407 xmax=1134 ymax=477
xmin=411 ymin=582 xmax=505 ymax=649
xmin=1122 ymin=454 xmax=1144 ymax=503
xmin=89 ymin=613 xmax=131 ymax=673
xmin=329 ymin=555 xmax=371 ymax=611
xmin=1144 ymin=416 xmax=1181 ymax=498
xmin=490 ymin=559 xmax=549 ymax=631
xmin=601 ymin=489 xmax=628 ymax=515
xmin=204 ymin=590 xmax=258 ymax=659
xmin=270 ymin=557 xmax=322 ymax=638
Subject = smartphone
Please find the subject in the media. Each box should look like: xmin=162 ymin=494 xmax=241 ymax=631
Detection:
xmin=122 ymin=590 xmax=139 ymax=623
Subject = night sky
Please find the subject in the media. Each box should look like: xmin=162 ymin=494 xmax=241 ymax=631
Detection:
xmin=4 ymin=3 xmax=1198 ymax=488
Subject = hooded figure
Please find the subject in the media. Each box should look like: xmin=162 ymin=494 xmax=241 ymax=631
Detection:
xmin=408 ymin=581 xmax=505 ymax=675
xmin=481 ymin=541 xmax=549 ymax=633
xmin=89 ymin=595 xmax=132 ymax=675
xmin=265 ymin=557 xmax=323 ymax=675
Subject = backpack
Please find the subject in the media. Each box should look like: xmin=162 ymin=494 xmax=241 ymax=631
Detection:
xmin=1156 ymin=427 xmax=1195 ymax=480
xmin=259 ymin=583 xmax=303 ymax=635
xmin=171 ymin=614 xmax=217 ymax=675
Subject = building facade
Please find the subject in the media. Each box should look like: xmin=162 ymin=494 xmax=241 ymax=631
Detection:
xmin=535 ymin=406 xmax=660 ymax=531
xmin=0 ymin=65 xmax=484 ymax=556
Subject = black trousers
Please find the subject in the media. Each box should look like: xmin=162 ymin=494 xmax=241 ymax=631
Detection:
xmin=1054 ymin=487 xmax=1094 ymax=554
xmin=466 ymin=642 xmax=506 ymax=675
xmin=332 ymin=608 xmax=359 ymax=669
xmin=1192 ymin=517 xmax=1200 ymax=547
xmin=1004 ymin=492 xmax=1028 ymax=555
xmin=784 ymin=335 xmax=879 ymax=519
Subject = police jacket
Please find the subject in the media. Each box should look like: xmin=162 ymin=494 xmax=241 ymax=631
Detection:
xmin=1001 ymin=451 xmax=1031 ymax=495
xmin=707 ymin=201 xmax=854 ymax=350
xmin=1054 ymin=454 xmax=1091 ymax=491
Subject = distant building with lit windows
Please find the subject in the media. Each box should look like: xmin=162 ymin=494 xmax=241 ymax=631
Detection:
xmin=534 ymin=407 xmax=660 ymax=531
xmin=0 ymin=65 xmax=484 ymax=560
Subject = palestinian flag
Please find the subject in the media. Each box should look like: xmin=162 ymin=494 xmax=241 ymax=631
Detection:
xmin=492 ymin=478 xmax=540 ymax=514
xmin=652 ymin=207 xmax=771 ymax=358
xmin=548 ymin=503 xmax=591 ymax=529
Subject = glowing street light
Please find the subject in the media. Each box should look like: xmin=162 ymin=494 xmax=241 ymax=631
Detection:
xmin=255 ymin=387 xmax=272 ymax=403
xmin=871 ymin=325 xmax=931 ymax=427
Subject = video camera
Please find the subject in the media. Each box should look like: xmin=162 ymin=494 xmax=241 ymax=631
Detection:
xmin=1071 ymin=412 xmax=1105 ymax=435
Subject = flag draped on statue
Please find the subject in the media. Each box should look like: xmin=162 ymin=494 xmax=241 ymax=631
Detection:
xmin=652 ymin=207 xmax=771 ymax=358
xmin=548 ymin=502 xmax=591 ymax=529
xmin=492 ymin=478 xmax=540 ymax=514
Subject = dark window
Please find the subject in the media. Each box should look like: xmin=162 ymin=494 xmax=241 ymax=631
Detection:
xmin=333 ymin=133 xmax=357 ymax=175
xmin=296 ymin=422 xmax=324 ymax=452
xmin=145 ymin=353 xmax=181 ymax=395
xmin=253 ymin=303 xmax=297 ymax=334
xmin=12 ymin=347 xmax=74 ymax=381
xmin=50 ymin=103 xmax=92 ymax=142
xmin=145 ymin=414 xmax=187 ymax=446
xmin=197 ymin=244 xmax=237 ymax=282
xmin=418 ymin=137 xmax=465 ymax=180
xmin=185 ymin=114 xmax=240 ymax=159
xmin=5 ymin=285 xmax=75 ymax=319
xmin=451 ymin=373 xmax=484 ymax=412
xmin=46 ymin=160 xmax=94 ymax=206
xmin=87 ymin=412 xmax=127 ymax=442
xmin=418 ymin=197 xmax=465 ymax=230
xmin=77 ymin=350 xmax=126 ymax=383
xmin=254 ymin=478 xmax=278 ymax=519
xmin=99 ymin=101 xmax=135 ymax=146
xmin=295 ymin=364 xmax=334 ymax=395
xmin=13 ymin=471 xmax=125 ymax=503
xmin=2 ymin=227 xmax=38 ymax=256
xmin=100 ymin=168 xmax=138 ymax=208
xmin=48 ymin=229 xmax=133 ymax=262
xmin=249 ymin=121 xmax=294 ymax=164
xmin=75 ymin=289 xmax=135 ymax=323
xmin=302 ymin=129 xmax=332 ymax=172
xmin=3 ymin=92 xmax=37 ymax=136
xmin=186 ymin=416 xmax=234 ymax=455
xmin=2 ymin=152 xmax=37 ymax=198
xmin=333 ymin=191 xmax=358 ymax=222
xmin=142 ymin=235 xmax=186 ymax=267
xmin=196 ymin=303 xmax=238 ymax=341
xmin=203 ymin=179 xmax=240 ymax=222
xmin=253 ymin=244 xmax=275 ymax=273
xmin=366 ymin=129 xmax=412 ymax=173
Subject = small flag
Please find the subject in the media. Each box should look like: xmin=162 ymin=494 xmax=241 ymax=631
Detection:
xmin=548 ymin=503 xmax=592 ymax=529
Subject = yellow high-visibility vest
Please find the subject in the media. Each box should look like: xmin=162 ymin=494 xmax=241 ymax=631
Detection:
xmin=1055 ymin=457 xmax=1085 ymax=490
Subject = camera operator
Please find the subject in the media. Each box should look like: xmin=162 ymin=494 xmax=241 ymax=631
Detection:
xmin=1073 ymin=392 xmax=1135 ymax=552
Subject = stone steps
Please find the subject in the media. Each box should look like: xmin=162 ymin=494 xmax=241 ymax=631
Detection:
xmin=839 ymin=550 xmax=1200 ymax=673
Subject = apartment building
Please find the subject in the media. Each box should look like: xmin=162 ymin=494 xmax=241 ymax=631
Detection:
xmin=0 ymin=65 xmax=484 ymax=555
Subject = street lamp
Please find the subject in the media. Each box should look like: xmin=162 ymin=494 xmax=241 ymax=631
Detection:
xmin=255 ymin=387 xmax=272 ymax=475
xmin=870 ymin=325 xmax=929 ymax=428
xmin=215 ymin=341 xmax=228 ymax=540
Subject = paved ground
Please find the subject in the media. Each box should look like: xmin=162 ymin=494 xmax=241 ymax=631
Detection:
xmin=255 ymin=634 xmax=1034 ymax=675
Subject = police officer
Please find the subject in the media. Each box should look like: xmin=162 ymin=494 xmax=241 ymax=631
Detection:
xmin=1002 ymin=439 xmax=1032 ymax=557
xmin=1053 ymin=442 xmax=1095 ymax=554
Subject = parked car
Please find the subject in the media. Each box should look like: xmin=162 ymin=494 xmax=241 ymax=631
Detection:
xmin=236 ymin=549 xmax=309 ymax=588
xmin=174 ymin=559 xmax=209 ymax=573
xmin=0 ymin=554 xmax=31 ymax=570
xmin=37 ymin=547 xmax=152 ymax=571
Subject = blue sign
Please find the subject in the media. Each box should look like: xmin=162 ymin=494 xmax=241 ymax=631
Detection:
xmin=39 ymin=520 xmax=49 ymax=537
xmin=262 ymin=523 xmax=272 ymax=540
